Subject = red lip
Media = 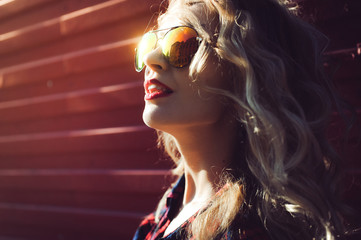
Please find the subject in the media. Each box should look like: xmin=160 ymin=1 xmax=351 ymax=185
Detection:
xmin=144 ymin=79 xmax=173 ymax=100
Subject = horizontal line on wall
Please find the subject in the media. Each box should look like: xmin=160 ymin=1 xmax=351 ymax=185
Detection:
xmin=0 ymin=202 xmax=147 ymax=219
xmin=0 ymin=0 xmax=130 ymax=42
xmin=0 ymin=81 xmax=142 ymax=109
xmin=0 ymin=169 xmax=170 ymax=176
xmin=0 ymin=125 xmax=149 ymax=143
xmin=0 ymin=36 xmax=139 ymax=74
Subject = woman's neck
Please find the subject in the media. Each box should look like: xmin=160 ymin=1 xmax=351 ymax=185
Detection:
xmin=171 ymin=119 xmax=239 ymax=206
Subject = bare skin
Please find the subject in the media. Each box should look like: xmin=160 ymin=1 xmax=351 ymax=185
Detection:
xmin=163 ymin=117 xmax=238 ymax=235
xmin=142 ymin=2 xmax=238 ymax=236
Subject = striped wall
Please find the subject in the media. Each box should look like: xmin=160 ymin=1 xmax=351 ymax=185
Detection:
xmin=312 ymin=1 xmax=361 ymax=229
xmin=0 ymin=0 xmax=172 ymax=239
xmin=0 ymin=0 xmax=360 ymax=239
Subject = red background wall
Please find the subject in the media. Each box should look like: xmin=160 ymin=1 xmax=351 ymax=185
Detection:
xmin=0 ymin=0 xmax=359 ymax=239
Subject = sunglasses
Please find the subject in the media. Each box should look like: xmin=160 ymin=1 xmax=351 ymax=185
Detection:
xmin=134 ymin=26 xmax=202 ymax=72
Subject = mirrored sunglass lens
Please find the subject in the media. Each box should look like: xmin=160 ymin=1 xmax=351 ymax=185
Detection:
xmin=135 ymin=32 xmax=157 ymax=71
xmin=162 ymin=27 xmax=199 ymax=68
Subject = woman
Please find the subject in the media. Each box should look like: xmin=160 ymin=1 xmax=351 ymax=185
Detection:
xmin=132 ymin=0 xmax=346 ymax=239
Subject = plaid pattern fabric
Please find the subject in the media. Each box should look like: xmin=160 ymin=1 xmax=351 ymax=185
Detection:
xmin=132 ymin=176 xmax=270 ymax=240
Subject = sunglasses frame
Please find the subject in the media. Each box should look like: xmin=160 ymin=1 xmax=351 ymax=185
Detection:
xmin=134 ymin=26 xmax=202 ymax=72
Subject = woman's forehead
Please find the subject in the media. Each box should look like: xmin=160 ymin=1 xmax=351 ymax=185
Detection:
xmin=158 ymin=0 xmax=208 ymax=29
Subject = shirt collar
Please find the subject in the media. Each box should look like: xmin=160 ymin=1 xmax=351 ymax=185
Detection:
xmin=166 ymin=175 xmax=185 ymax=220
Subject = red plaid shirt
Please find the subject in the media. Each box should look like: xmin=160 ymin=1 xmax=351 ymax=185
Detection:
xmin=132 ymin=176 xmax=270 ymax=240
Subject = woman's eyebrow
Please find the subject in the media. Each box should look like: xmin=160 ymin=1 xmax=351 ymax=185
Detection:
xmin=186 ymin=0 xmax=203 ymax=6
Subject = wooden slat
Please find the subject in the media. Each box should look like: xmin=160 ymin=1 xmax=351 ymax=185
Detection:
xmin=0 ymin=107 xmax=146 ymax=136
xmin=0 ymin=126 xmax=155 ymax=155
xmin=328 ymin=110 xmax=361 ymax=143
xmin=0 ymin=82 xmax=144 ymax=123
xmin=0 ymin=190 xmax=163 ymax=213
xmin=328 ymin=110 xmax=361 ymax=168
xmin=339 ymin=143 xmax=361 ymax=168
xmin=335 ymin=77 xmax=361 ymax=107
xmin=341 ymin=172 xmax=361 ymax=240
xmin=0 ymin=151 xmax=172 ymax=170
xmin=0 ymin=66 xmax=142 ymax=102
xmin=0 ymin=170 xmax=170 ymax=193
xmin=0 ymin=0 xmax=164 ymax=239
xmin=0 ymin=0 xmax=159 ymax=56
xmin=328 ymin=110 xmax=361 ymax=136
xmin=0 ymin=0 xmax=112 ymax=34
xmin=0 ymin=38 xmax=138 ymax=89
xmin=0 ymin=16 xmax=149 ymax=70
xmin=0 ymin=222 xmax=133 ymax=240
xmin=342 ymin=172 xmax=361 ymax=210
xmin=333 ymin=61 xmax=361 ymax=84
xmin=0 ymin=0 xmax=56 ymax=22
xmin=0 ymin=171 xmax=173 ymax=213
xmin=321 ymin=16 xmax=361 ymax=50
xmin=0 ymin=203 xmax=143 ymax=239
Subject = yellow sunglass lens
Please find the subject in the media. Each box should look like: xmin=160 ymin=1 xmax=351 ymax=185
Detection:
xmin=135 ymin=27 xmax=200 ymax=72
xmin=135 ymin=32 xmax=156 ymax=71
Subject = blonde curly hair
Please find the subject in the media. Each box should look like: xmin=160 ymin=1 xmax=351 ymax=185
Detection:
xmin=153 ymin=0 xmax=346 ymax=239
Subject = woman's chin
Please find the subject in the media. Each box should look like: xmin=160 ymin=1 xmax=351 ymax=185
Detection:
xmin=142 ymin=102 xmax=174 ymax=128
xmin=142 ymin=110 xmax=166 ymax=130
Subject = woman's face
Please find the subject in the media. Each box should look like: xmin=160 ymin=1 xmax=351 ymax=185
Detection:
xmin=142 ymin=2 xmax=231 ymax=135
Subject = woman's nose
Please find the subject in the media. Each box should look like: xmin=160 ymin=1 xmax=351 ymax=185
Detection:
xmin=143 ymin=47 xmax=168 ymax=72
